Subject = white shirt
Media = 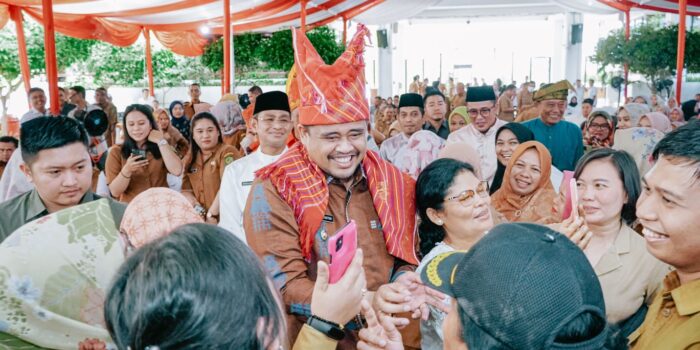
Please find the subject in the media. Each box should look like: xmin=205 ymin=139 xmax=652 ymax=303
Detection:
xmin=219 ymin=148 xmax=287 ymax=244
xmin=0 ymin=148 xmax=33 ymax=202
xmin=379 ymin=133 xmax=409 ymax=164
xmin=445 ymin=119 xmax=507 ymax=184
xmin=20 ymin=109 xmax=47 ymax=124
xmin=588 ymin=86 xmax=598 ymax=103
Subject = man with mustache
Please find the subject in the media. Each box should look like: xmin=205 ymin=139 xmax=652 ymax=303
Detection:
xmin=379 ymin=93 xmax=424 ymax=164
xmin=522 ymin=80 xmax=584 ymax=171
xmin=445 ymin=86 xmax=507 ymax=184
xmin=243 ymin=25 xmax=420 ymax=348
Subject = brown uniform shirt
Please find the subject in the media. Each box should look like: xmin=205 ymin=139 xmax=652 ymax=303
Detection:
xmin=105 ymin=144 xmax=169 ymax=203
xmin=182 ymin=144 xmax=239 ymax=210
xmin=497 ymin=94 xmax=515 ymax=122
xmin=162 ymin=125 xmax=189 ymax=158
xmin=243 ymin=170 xmax=413 ymax=347
xmin=99 ymin=102 xmax=119 ymax=147
xmin=450 ymin=93 xmax=466 ymax=109
xmin=518 ymin=89 xmax=534 ymax=114
xmin=629 ymin=270 xmax=700 ymax=349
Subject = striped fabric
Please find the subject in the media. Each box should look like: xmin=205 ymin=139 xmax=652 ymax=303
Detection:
xmin=292 ymin=24 xmax=371 ymax=126
xmin=256 ymin=143 xmax=419 ymax=265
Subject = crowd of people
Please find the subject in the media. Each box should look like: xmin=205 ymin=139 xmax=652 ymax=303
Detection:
xmin=0 ymin=23 xmax=698 ymax=350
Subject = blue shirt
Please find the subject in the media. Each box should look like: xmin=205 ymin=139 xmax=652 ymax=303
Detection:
xmin=522 ymin=118 xmax=584 ymax=171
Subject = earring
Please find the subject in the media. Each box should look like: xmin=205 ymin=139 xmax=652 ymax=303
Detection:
xmin=436 ymin=220 xmax=443 ymax=225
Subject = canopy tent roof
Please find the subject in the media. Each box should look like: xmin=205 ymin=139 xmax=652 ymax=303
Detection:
xmin=0 ymin=0 xmax=384 ymax=56
xmin=599 ymin=0 xmax=700 ymax=15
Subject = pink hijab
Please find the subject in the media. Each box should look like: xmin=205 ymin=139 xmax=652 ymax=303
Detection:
xmin=394 ymin=130 xmax=445 ymax=179
xmin=641 ymin=112 xmax=672 ymax=134
xmin=119 ymin=188 xmax=204 ymax=248
xmin=438 ymin=142 xmax=483 ymax=180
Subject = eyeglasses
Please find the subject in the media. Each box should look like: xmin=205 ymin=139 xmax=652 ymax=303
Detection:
xmin=445 ymin=181 xmax=490 ymax=207
xmin=588 ymin=123 xmax=610 ymax=130
xmin=467 ymin=107 xmax=494 ymax=118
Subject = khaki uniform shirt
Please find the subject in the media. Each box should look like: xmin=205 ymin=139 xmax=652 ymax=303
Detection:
xmin=0 ymin=189 xmax=126 ymax=243
xmin=497 ymin=94 xmax=515 ymax=122
xmin=105 ymin=144 xmax=169 ymax=203
xmin=518 ymin=90 xmax=534 ymax=113
xmin=162 ymin=125 xmax=189 ymax=158
xmin=182 ymin=144 xmax=239 ymax=210
xmin=243 ymin=170 xmax=414 ymax=347
xmin=595 ymin=224 xmax=669 ymax=324
xmin=98 ymin=102 xmax=119 ymax=147
xmin=629 ymin=271 xmax=700 ymax=349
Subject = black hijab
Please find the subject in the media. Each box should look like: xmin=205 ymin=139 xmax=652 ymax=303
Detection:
xmin=490 ymin=123 xmax=535 ymax=194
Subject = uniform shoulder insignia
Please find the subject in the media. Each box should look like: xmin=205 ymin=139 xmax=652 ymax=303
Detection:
xmin=223 ymin=153 xmax=235 ymax=165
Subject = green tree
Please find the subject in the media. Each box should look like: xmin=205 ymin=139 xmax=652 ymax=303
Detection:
xmin=593 ymin=22 xmax=700 ymax=93
xmin=201 ymin=26 xmax=344 ymax=74
xmin=0 ymin=18 xmax=97 ymax=116
xmin=87 ymin=43 xmax=145 ymax=87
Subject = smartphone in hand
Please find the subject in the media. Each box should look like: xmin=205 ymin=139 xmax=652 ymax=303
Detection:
xmin=131 ymin=149 xmax=147 ymax=160
xmin=328 ymin=220 xmax=358 ymax=284
xmin=562 ymin=171 xmax=578 ymax=220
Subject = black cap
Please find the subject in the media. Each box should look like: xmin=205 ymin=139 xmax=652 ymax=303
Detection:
xmin=398 ymin=93 xmax=423 ymax=109
xmin=423 ymin=88 xmax=445 ymax=105
xmin=466 ymin=86 xmax=496 ymax=102
xmin=253 ymin=91 xmax=291 ymax=115
xmin=83 ymin=109 xmax=109 ymax=137
xmin=420 ymin=223 xmax=609 ymax=349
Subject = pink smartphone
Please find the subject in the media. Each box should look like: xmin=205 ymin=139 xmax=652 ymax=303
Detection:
xmin=562 ymin=171 xmax=578 ymax=220
xmin=328 ymin=220 xmax=358 ymax=284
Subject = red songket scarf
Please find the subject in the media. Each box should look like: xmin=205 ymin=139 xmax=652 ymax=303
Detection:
xmin=256 ymin=142 xmax=419 ymax=265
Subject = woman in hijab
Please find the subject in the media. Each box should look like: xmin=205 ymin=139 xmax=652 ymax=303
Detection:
xmin=616 ymin=103 xmax=651 ymax=130
xmin=491 ymin=141 xmax=561 ymax=224
xmin=154 ymin=108 xmax=189 ymax=158
xmin=491 ymin=123 xmax=534 ymax=194
xmin=583 ymin=110 xmax=615 ymax=151
xmin=169 ymin=100 xmax=190 ymax=141
xmin=638 ymin=112 xmax=672 ymax=134
xmin=387 ymin=120 xmax=401 ymax=138
xmin=210 ymin=95 xmax=247 ymax=151
xmin=447 ymin=106 xmax=470 ymax=133
xmin=438 ymin=142 xmax=482 ymax=179
xmin=669 ymin=107 xmax=686 ymax=130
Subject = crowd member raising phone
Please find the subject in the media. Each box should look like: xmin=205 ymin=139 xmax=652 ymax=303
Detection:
xmin=105 ymin=104 xmax=183 ymax=203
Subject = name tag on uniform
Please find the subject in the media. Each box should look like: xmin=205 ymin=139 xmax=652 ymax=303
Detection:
xmin=241 ymin=181 xmax=253 ymax=186
xmin=370 ymin=220 xmax=382 ymax=230
xmin=323 ymin=215 xmax=334 ymax=223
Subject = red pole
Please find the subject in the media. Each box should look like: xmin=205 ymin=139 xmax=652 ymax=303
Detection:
xmin=144 ymin=29 xmax=155 ymax=98
xmin=223 ymin=0 xmax=231 ymax=94
xmin=342 ymin=16 xmax=347 ymax=47
xmin=300 ymin=0 xmax=307 ymax=32
xmin=624 ymin=9 xmax=630 ymax=100
xmin=11 ymin=7 xmax=31 ymax=93
xmin=41 ymin=0 xmax=60 ymax=115
xmin=676 ymin=0 xmax=687 ymax=103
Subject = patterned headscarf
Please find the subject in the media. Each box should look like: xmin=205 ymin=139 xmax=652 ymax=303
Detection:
xmin=533 ymin=80 xmax=574 ymax=102
xmin=394 ymin=130 xmax=445 ymax=179
xmin=491 ymin=141 xmax=561 ymax=224
xmin=0 ymin=200 xmax=122 ymax=348
xmin=613 ymin=127 xmax=664 ymax=176
xmin=210 ymin=99 xmax=245 ymax=136
xmin=119 ymin=188 xmax=203 ymax=249
xmin=583 ymin=110 xmax=615 ymax=149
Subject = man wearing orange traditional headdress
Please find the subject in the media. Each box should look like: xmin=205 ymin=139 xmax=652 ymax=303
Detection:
xmin=243 ymin=25 xmax=422 ymax=347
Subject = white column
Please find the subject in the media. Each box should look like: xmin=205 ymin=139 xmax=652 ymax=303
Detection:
xmin=377 ymin=24 xmax=393 ymax=97
xmin=564 ymin=12 xmax=584 ymax=83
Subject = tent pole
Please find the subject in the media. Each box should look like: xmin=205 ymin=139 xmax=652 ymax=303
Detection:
xmin=624 ymin=8 xmax=630 ymax=100
xmin=11 ymin=7 xmax=31 ymax=93
xmin=41 ymin=0 xmax=60 ymax=115
xmin=223 ymin=0 xmax=231 ymax=94
xmin=144 ymin=29 xmax=155 ymax=98
xmin=676 ymin=0 xmax=687 ymax=103
xmin=301 ymin=0 xmax=307 ymax=32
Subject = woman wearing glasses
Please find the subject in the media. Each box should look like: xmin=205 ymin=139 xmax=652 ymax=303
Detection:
xmin=414 ymin=158 xmax=495 ymax=350
xmin=491 ymin=141 xmax=561 ymax=224
xmin=583 ymin=110 xmax=615 ymax=152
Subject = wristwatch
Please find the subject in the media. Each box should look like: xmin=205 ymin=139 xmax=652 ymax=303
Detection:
xmin=306 ymin=315 xmax=345 ymax=341
xmin=193 ymin=204 xmax=206 ymax=218
xmin=158 ymin=138 xmax=168 ymax=146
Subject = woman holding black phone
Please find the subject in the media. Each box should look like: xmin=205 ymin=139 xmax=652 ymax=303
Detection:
xmin=106 ymin=104 xmax=182 ymax=203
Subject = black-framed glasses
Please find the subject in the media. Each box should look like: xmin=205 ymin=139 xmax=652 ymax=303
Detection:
xmin=467 ymin=107 xmax=494 ymax=118
xmin=445 ymin=181 xmax=490 ymax=207
xmin=588 ymin=123 xmax=610 ymax=130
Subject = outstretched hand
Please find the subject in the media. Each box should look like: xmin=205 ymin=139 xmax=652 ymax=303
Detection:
xmin=358 ymin=300 xmax=405 ymax=350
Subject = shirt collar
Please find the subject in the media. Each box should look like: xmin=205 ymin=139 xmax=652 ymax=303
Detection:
xmin=594 ymin=223 xmax=631 ymax=276
xmin=26 ymin=190 xmax=96 ymax=222
xmin=663 ymin=270 xmax=700 ymax=316
xmin=326 ymin=165 xmax=367 ymax=190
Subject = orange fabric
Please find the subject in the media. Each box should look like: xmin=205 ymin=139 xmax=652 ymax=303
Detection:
xmin=308 ymin=0 xmax=385 ymax=30
xmin=23 ymin=8 xmax=141 ymax=47
xmin=293 ymin=23 xmax=370 ymax=125
xmin=0 ymin=5 xmax=9 ymax=30
xmin=153 ymin=30 xmax=208 ymax=57
xmin=491 ymin=141 xmax=561 ymax=224
xmin=286 ymin=65 xmax=300 ymax=111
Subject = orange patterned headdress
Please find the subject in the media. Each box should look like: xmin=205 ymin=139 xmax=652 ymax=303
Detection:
xmin=292 ymin=24 xmax=370 ymax=125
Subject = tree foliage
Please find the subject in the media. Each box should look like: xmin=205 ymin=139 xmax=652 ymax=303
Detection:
xmin=201 ymin=26 xmax=344 ymax=74
xmin=593 ymin=22 xmax=700 ymax=92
